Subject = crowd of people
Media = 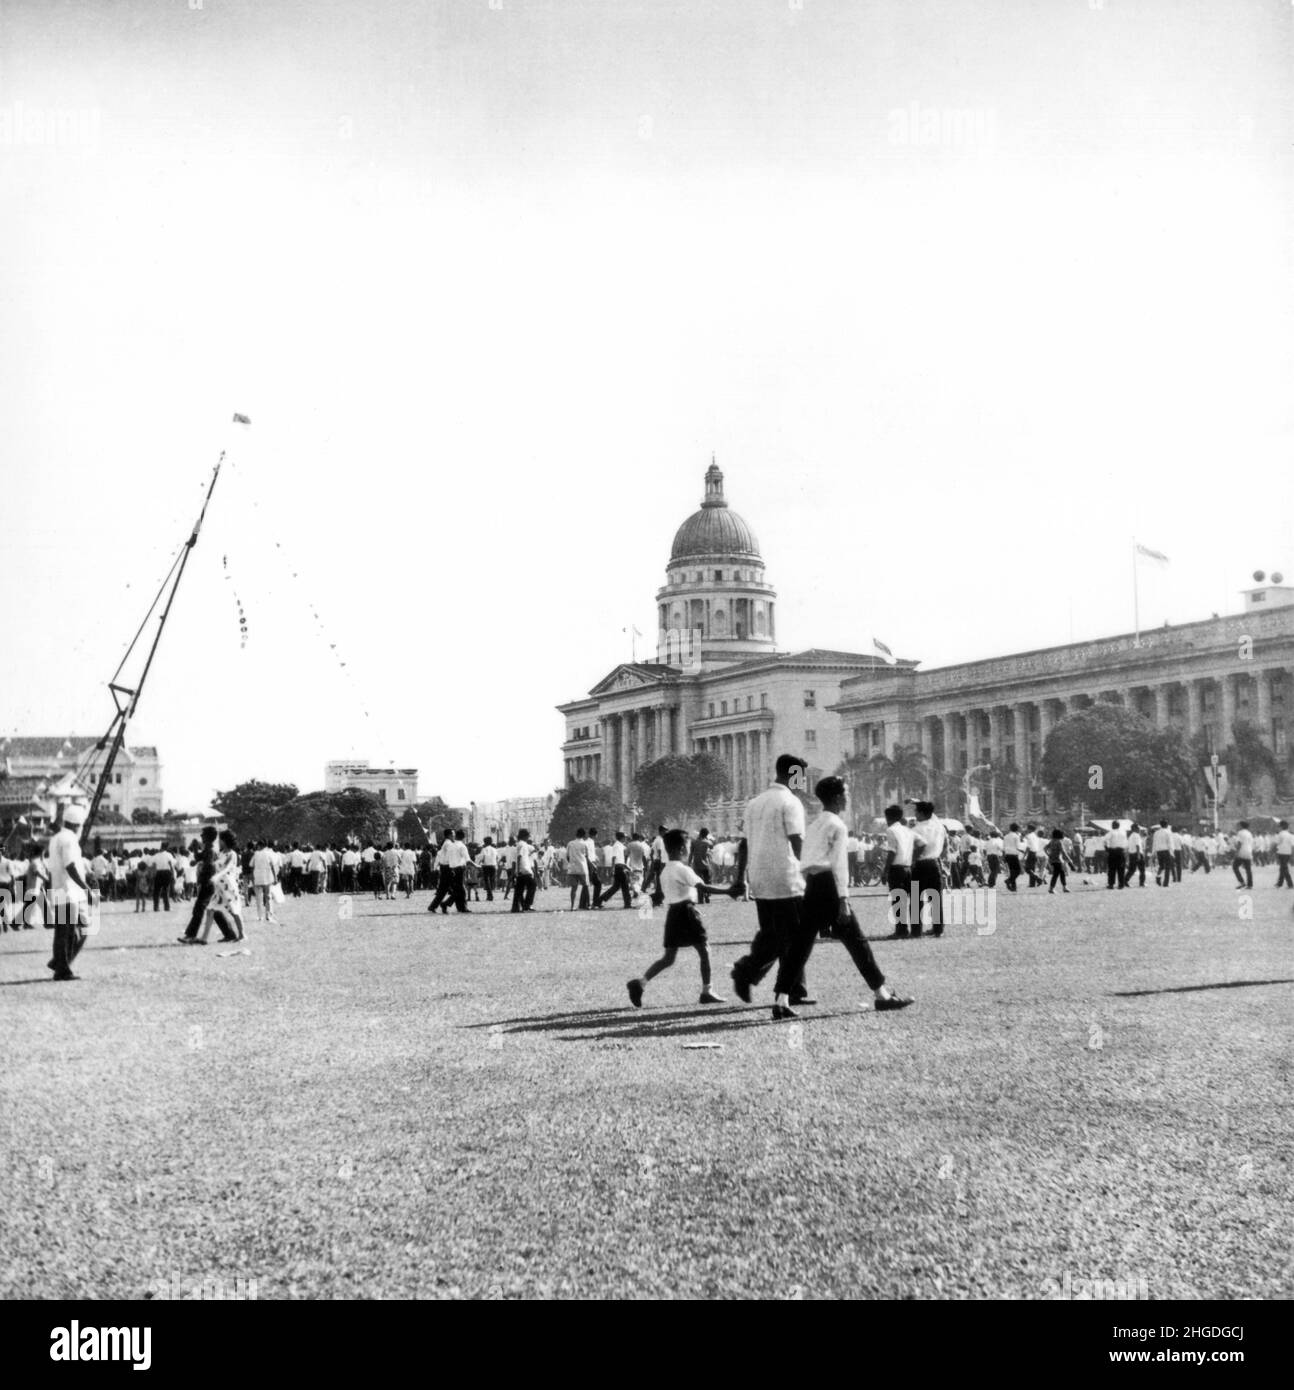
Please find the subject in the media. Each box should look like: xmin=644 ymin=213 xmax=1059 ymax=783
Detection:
xmin=3 ymin=790 xmax=1291 ymax=993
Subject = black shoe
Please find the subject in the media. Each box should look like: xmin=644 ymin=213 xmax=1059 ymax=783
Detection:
xmin=772 ymin=1002 xmax=798 ymax=1020
xmin=789 ymin=994 xmax=817 ymax=1006
xmin=699 ymin=989 xmax=726 ymax=1004
xmin=731 ymin=970 xmax=752 ymax=1004
xmin=890 ymin=930 xmax=910 ymax=940
xmin=52 ymin=971 xmax=77 ymax=981
xmin=875 ymin=994 xmax=912 ymax=1011
xmin=627 ymin=979 xmax=643 ymax=1008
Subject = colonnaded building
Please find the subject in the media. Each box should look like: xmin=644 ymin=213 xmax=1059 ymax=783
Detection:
xmin=559 ymin=464 xmax=1294 ymax=829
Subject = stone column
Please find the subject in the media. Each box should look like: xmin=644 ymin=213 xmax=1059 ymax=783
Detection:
xmin=940 ymin=713 xmax=957 ymax=771
xmin=1013 ymin=703 xmax=1030 ymax=808
xmin=1153 ymin=685 xmax=1170 ymax=728
xmin=1256 ymin=670 xmax=1274 ymax=745
xmin=1186 ymin=680 xmax=1203 ymax=741
xmin=1038 ymin=699 xmax=1055 ymax=752
xmin=616 ymin=716 xmax=630 ymax=799
xmin=1220 ymin=674 xmax=1237 ymax=743
xmin=986 ymin=706 xmax=1003 ymax=777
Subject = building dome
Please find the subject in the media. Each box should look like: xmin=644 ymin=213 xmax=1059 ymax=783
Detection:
xmin=669 ymin=463 xmax=761 ymax=561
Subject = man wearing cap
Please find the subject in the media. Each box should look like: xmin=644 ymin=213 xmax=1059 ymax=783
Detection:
xmin=47 ymin=803 xmax=92 ymax=981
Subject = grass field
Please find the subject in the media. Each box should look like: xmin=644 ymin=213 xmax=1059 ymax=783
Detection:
xmin=2 ymin=872 xmax=1291 ymax=1300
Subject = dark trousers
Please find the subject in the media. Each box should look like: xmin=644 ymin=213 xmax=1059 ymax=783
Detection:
xmin=887 ymin=864 xmax=912 ymax=934
xmin=1233 ymin=858 xmax=1253 ymax=889
xmin=341 ymin=866 xmax=356 ymax=892
xmin=1024 ymin=851 xmax=1041 ymax=887
xmin=510 ymin=872 xmax=534 ymax=912
xmin=913 ymin=859 xmax=943 ymax=935
xmin=732 ymin=898 xmax=807 ymax=998
xmin=1047 ymin=861 xmax=1067 ymax=890
xmin=152 ymin=870 xmax=173 ymax=912
xmin=1106 ymin=849 xmax=1126 ymax=889
xmin=51 ymin=899 xmax=89 ymax=977
xmin=986 ymin=853 xmax=1001 ymax=888
xmin=1156 ymin=850 xmax=1173 ymax=885
xmin=482 ymin=865 xmax=496 ymax=900
xmin=1125 ymin=852 xmax=1146 ymax=887
xmin=430 ymin=866 xmax=468 ymax=913
xmin=184 ymin=882 xmax=237 ymax=941
xmin=289 ymin=866 xmax=302 ymax=897
xmin=1004 ymin=854 xmax=1022 ymax=891
xmin=1277 ymin=855 xmax=1293 ymax=888
xmin=803 ymin=872 xmax=884 ymax=990
xmin=1173 ymin=850 xmax=1183 ymax=882
xmin=599 ymin=864 xmax=631 ymax=907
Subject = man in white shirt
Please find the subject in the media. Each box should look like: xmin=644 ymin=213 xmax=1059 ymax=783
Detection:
xmin=479 ymin=838 xmax=499 ymax=901
xmin=801 ymin=778 xmax=911 ymax=1010
xmin=647 ymin=826 xmax=667 ymax=894
xmin=565 ymin=830 xmax=592 ymax=910
xmin=731 ymin=752 xmax=815 ymax=1018
xmin=251 ymin=840 xmax=280 ymax=922
xmin=510 ymin=829 xmax=538 ymax=913
xmin=1170 ymin=828 xmax=1184 ymax=884
xmin=984 ymin=831 xmax=1004 ymax=888
xmin=340 ymin=845 xmax=360 ymax=893
xmin=1124 ymin=824 xmax=1146 ymax=888
xmin=1232 ymin=822 xmax=1254 ymax=889
xmin=1150 ymin=821 xmax=1174 ymax=886
xmin=150 ymin=843 xmax=176 ymax=912
xmin=1105 ymin=821 xmax=1129 ymax=890
xmin=912 ymin=802 xmax=949 ymax=936
xmin=47 ymin=802 xmax=92 ymax=981
xmin=882 ymin=803 xmax=916 ymax=936
xmin=1001 ymin=824 xmax=1025 ymax=892
xmin=599 ymin=831 xmax=632 ymax=908
xmin=625 ymin=833 xmax=648 ymax=897
xmin=1022 ymin=824 xmax=1044 ymax=888
xmin=428 ymin=831 xmax=470 ymax=914
xmin=1275 ymin=820 xmax=1293 ymax=888
xmin=307 ymin=844 xmax=327 ymax=894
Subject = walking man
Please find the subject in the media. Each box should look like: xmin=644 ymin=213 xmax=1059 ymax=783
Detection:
xmin=730 ymin=752 xmax=815 ymax=1016
xmin=1105 ymin=820 xmax=1128 ymax=890
xmin=47 ymin=803 xmax=92 ymax=982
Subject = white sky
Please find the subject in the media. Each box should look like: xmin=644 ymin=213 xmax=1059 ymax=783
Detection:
xmin=3 ymin=0 xmax=1291 ymax=812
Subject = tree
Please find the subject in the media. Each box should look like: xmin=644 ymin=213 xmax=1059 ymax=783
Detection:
xmin=866 ymin=744 xmax=928 ymax=806
xmin=1040 ymin=706 xmax=1196 ymax=818
xmin=836 ymin=751 xmax=881 ymax=824
xmin=131 ymin=806 xmax=156 ymax=825
xmin=211 ymin=780 xmax=298 ymax=842
xmin=270 ymin=788 xmax=390 ymax=847
xmin=547 ymin=781 xmax=628 ymax=846
xmin=1222 ymin=720 xmax=1281 ymax=801
xmin=416 ymin=797 xmax=463 ymax=837
xmin=633 ymin=753 xmax=731 ymax=828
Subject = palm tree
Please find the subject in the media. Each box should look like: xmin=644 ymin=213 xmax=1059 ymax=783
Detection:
xmin=837 ymin=752 xmax=882 ymax=823
xmin=867 ymin=745 xmax=929 ymax=806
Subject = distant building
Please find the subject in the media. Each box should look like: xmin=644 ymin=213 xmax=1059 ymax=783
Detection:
xmin=324 ymin=761 xmax=418 ymax=809
xmin=469 ymin=795 xmax=558 ymax=844
xmin=0 ymin=737 xmax=163 ymax=820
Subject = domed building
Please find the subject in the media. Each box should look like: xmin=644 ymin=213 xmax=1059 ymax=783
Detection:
xmin=558 ymin=462 xmax=901 ymax=828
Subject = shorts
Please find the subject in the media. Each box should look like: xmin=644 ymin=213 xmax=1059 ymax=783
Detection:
xmin=663 ymin=901 xmax=707 ymax=950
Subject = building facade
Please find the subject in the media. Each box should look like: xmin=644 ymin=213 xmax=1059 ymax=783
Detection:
xmin=559 ymin=464 xmax=1293 ymax=829
xmin=0 ymin=737 xmax=163 ymax=820
xmin=324 ymin=761 xmax=419 ymax=809
xmin=469 ymin=795 xmax=558 ymax=844
xmin=831 ymin=583 xmax=1294 ymax=820
xmin=559 ymin=464 xmax=893 ymax=831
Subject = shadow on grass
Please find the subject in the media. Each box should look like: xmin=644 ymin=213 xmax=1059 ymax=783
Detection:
xmin=470 ymin=1003 xmax=866 ymax=1041
xmin=563 ymin=1008 xmax=865 ymax=1041
xmin=0 ymin=976 xmax=59 ymax=987
xmin=1111 ymin=978 xmax=1294 ymax=998
xmin=0 ymin=940 xmax=187 ymax=956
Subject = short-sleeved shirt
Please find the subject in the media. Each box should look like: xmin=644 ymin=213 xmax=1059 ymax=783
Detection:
xmin=659 ymin=859 xmax=703 ymax=905
xmin=251 ymin=847 xmax=277 ymax=886
xmin=1234 ymin=830 xmax=1254 ymax=860
xmin=47 ymin=828 xmax=86 ymax=907
xmin=802 ymin=811 xmax=849 ymax=895
xmin=626 ymin=840 xmax=647 ymax=868
xmin=1276 ymin=830 xmax=1294 ymax=855
xmin=914 ymin=817 xmax=947 ymax=863
xmin=1106 ymin=828 xmax=1128 ymax=850
xmin=885 ymin=822 xmax=915 ymax=868
xmin=745 ymin=783 xmax=806 ymax=900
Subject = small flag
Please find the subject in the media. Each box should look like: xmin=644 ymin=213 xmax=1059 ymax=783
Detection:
xmin=1135 ymin=544 xmax=1169 ymax=565
xmin=232 ymin=413 xmax=251 ymax=425
xmin=873 ymin=637 xmax=896 ymax=664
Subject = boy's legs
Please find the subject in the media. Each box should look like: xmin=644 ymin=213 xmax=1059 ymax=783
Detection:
xmin=642 ymin=947 xmax=677 ymax=981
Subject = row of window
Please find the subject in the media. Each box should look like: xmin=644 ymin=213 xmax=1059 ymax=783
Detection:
xmin=90 ymin=772 xmax=145 ymax=786
xmin=669 ymin=569 xmax=759 ymax=585
xmin=707 ymin=693 xmax=770 ymax=719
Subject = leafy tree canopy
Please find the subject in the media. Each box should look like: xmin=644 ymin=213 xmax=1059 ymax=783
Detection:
xmin=210 ymin=780 xmax=299 ymax=842
xmin=1040 ymin=706 xmax=1196 ymax=817
xmin=632 ymin=753 xmax=731 ymax=829
xmin=548 ymin=781 xmax=628 ymax=846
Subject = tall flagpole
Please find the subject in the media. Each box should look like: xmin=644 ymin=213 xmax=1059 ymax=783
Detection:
xmin=1132 ymin=537 xmax=1140 ymax=647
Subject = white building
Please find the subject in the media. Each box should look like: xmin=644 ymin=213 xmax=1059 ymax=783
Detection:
xmin=324 ymin=760 xmax=419 ymax=809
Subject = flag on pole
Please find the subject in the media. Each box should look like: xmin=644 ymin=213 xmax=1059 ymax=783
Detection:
xmin=1135 ymin=543 xmax=1169 ymax=565
xmin=873 ymin=637 xmax=896 ymax=665
xmin=232 ymin=413 xmax=251 ymax=425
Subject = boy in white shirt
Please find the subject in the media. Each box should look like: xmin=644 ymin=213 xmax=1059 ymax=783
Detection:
xmin=626 ymin=829 xmax=741 ymax=1007
xmin=800 ymin=778 xmax=911 ymax=1012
